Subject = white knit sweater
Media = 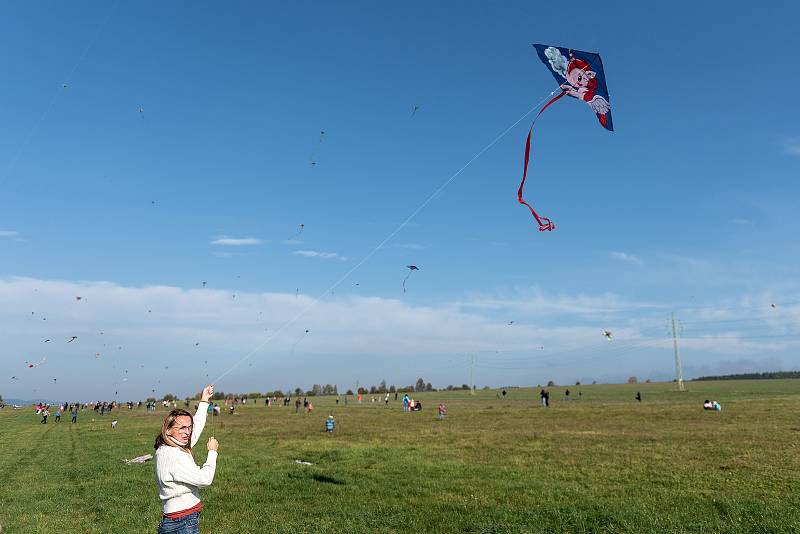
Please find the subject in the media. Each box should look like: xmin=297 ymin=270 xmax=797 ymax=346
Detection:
xmin=155 ymin=401 xmax=218 ymax=514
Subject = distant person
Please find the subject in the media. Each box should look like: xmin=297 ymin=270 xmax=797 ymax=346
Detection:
xmin=307 ymin=401 xmax=314 ymax=414
xmin=335 ymin=396 xmax=340 ymax=406
xmin=207 ymin=403 xmax=213 ymax=416
xmin=325 ymin=415 xmax=335 ymax=433
xmin=394 ymin=392 xmax=398 ymax=401
xmin=384 ymin=393 xmax=389 ymax=406
xmin=540 ymin=389 xmax=547 ymax=407
xmin=344 ymin=396 xmax=349 ymax=406
xmin=154 ymin=385 xmax=218 ymax=534
xmin=502 ymin=389 xmax=507 ymax=398
xmin=295 ymin=399 xmax=301 ymax=414
xmin=402 ymin=394 xmax=410 ymax=413
xmin=409 ymin=399 xmax=415 ymax=412
xmin=635 ymin=392 xmax=642 ymax=402
xmin=437 ymin=403 xmax=446 ymax=420
xmin=71 ymin=407 xmax=78 ymax=423
xmin=41 ymin=408 xmax=49 ymax=424
xmin=55 ymin=408 xmax=62 ymax=422
xmin=228 ymin=405 xmax=235 ymax=415
xmin=565 ymin=389 xmax=570 ymax=400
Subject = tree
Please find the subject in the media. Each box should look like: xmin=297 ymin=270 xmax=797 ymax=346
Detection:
xmin=627 ymin=376 xmax=638 ymax=384
xmin=426 ymin=382 xmax=433 ymax=392
xmin=446 ymin=385 xmax=454 ymax=391
xmin=389 ymin=385 xmax=396 ymax=393
xmin=644 ymin=379 xmax=651 ymax=384
xmin=345 ymin=389 xmax=354 ymax=396
xmin=415 ymin=378 xmax=426 ymax=392
xmin=369 ymin=385 xmax=377 ymax=394
xmin=162 ymin=393 xmax=176 ymax=401
xmin=379 ymin=380 xmax=387 ymax=393
xmin=575 ymin=381 xmax=581 ymax=386
xmin=211 ymin=391 xmax=226 ymax=401
xmin=547 ymin=380 xmax=556 ymax=387
xmin=294 ymin=387 xmax=303 ymax=396
xmin=461 ymin=384 xmax=470 ymax=390
xmin=146 ymin=397 xmax=156 ymax=403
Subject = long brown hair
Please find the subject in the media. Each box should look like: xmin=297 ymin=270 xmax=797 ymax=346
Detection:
xmin=154 ymin=409 xmax=193 ymax=452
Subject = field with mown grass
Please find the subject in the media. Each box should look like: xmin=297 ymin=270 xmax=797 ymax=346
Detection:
xmin=1 ymin=380 xmax=799 ymax=533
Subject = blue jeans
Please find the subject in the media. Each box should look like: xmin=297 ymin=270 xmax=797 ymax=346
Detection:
xmin=158 ymin=512 xmax=200 ymax=534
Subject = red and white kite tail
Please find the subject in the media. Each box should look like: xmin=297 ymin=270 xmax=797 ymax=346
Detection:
xmin=517 ymin=90 xmax=568 ymax=232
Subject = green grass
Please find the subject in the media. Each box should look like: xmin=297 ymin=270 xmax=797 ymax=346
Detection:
xmin=1 ymin=380 xmax=799 ymax=533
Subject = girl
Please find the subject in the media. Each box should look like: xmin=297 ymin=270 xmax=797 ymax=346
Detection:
xmin=154 ymin=385 xmax=219 ymax=534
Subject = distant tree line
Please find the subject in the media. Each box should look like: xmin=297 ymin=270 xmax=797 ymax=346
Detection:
xmin=693 ymin=371 xmax=800 ymax=381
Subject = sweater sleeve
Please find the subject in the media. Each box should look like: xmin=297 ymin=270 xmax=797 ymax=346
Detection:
xmin=170 ymin=450 xmax=218 ymax=488
xmin=191 ymin=402 xmax=209 ymax=448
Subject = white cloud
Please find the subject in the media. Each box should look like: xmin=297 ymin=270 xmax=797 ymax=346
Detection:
xmin=209 ymin=237 xmax=263 ymax=246
xmin=0 ymin=230 xmax=19 ymax=237
xmin=1 ymin=277 xmax=797 ymax=399
xmin=782 ymin=137 xmax=800 ymax=156
xmin=293 ymin=250 xmax=347 ymax=261
xmin=728 ymin=218 xmax=751 ymax=226
xmin=610 ymin=251 xmax=643 ymax=265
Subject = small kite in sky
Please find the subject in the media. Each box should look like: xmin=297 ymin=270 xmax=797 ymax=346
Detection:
xmin=771 ymin=303 xmax=777 ymax=308
xmin=76 ymin=296 xmax=83 ymax=301
xmin=138 ymin=106 xmax=144 ymax=118
xmin=518 ymin=45 xmax=613 ymax=232
xmin=26 ymin=357 xmax=46 ymax=368
xmin=402 ymin=265 xmax=419 ymax=293
xmin=67 ymin=336 xmax=78 ymax=343
xmin=11 ymin=376 xmax=18 ymax=380
xmin=195 ymin=342 xmax=200 ymax=347
xmin=44 ymin=339 xmax=51 ymax=343
xmin=202 ymin=281 xmax=207 ymax=288
xmin=411 ymin=105 xmax=420 ymax=117
xmin=52 ymin=378 xmax=57 ymax=383
xmin=310 ymin=130 xmax=325 ymax=167
xmin=62 ymin=83 xmax=68 ymax=89
xmin=508 ymin=321 xmax=515 ymax=326
xmin=602 ymin=330 xmax=613 ymax=341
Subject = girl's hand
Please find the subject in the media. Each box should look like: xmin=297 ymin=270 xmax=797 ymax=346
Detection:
xmin=201 ymin=385 xmax=214 ymax=402
xmin=207 ymin=437 xmax=219 ymax=452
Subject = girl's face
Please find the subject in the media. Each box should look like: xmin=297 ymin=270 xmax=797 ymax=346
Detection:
xmin=168 ymin=415 xmax=192 ymax=446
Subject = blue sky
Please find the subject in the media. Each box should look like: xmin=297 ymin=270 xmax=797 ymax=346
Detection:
xmin=1 ymin=1 xmax=799 ymax=401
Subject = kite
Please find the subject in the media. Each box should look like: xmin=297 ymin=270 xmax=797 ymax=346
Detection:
xmin=519 ymin=45 xmax=613 ymax=231
xmin=402 ymin=265 xmax=419 ymax=293
xmin=310 ymin=130 xmax=325 ymax=167
xmin=771 ymin=303 xmax=777 ymax=308
xmin=202 ymin=281 xmax=207 ymax=288
xmin=602 ymin=330 xmax=613 ymax=341
xmin=11 ymin=376 xmax=18 ymax=380
xmin=76 ymin=296 xmax=83 ymax=301
xmin=411 ymin=105 xmax=420 ymax=117
xmin=44 ymin=339 xmax=51 ymax=343
xmin=138 ymin=106 xmax=144 ymax=118
xmin=508 ymin=321 xmax=515 ymax=326
xmin=26 ymin=357 xmax=46 ymax=368
xmin=67 ymin=336 xmax=78 ymax=343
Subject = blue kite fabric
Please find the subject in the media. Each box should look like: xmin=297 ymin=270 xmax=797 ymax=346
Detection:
xmin=518 ymin=44 xmax=613 ymax=232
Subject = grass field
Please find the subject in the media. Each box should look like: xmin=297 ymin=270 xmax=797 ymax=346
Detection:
xmin=1 ymin=380 xmax=799 ymax=533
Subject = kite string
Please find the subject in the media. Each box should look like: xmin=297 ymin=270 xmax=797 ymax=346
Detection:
xmin=211 ymin=88 xmax=562 ymax=384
